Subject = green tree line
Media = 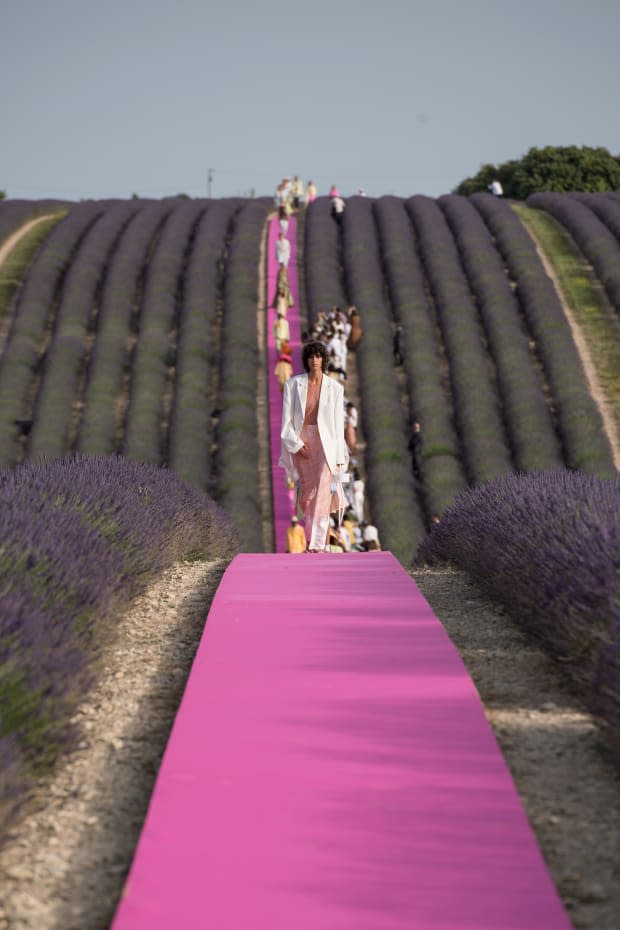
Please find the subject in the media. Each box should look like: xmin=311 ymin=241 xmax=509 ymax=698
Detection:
xmin=455 ymin=146 xmax=620 ymax=199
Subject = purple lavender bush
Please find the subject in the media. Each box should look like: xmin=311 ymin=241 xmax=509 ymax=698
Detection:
xmin=418 ymin=469 xmax=620 ymax=758
xmin=0 ymin=453 xmax=238 ymax=840
xmin=168 ymin=199 xmax=242 ymax=489
xmin=304 ymin=198 xmax=348 ymax=321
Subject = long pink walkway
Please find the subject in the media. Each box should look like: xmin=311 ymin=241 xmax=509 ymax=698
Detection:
xmin=266 ymin=213 xmax=303 ymax=551
xmin=112 ymin=553 xmax=571 ymax=929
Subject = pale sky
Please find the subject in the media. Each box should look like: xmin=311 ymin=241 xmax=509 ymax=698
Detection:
xmin=2 ymin=0 xmax=619 ymax=200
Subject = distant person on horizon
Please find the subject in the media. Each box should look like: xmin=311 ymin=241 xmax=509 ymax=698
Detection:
xmin=328 ymin=185 xmax=339 ymax=197
xmin=305 ymin=180 xmax=317 ymax=204
xmin=331 ymin=193 xmax=345 ymax=225
xmin=488 ymin=179 xmax=503 ymax=196
xmin=292 ymin=176 xmax=304 ymax=210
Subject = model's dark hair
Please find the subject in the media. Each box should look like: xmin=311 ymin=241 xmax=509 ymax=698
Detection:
xmin=302 ymin=340 xmax=329 ymax=372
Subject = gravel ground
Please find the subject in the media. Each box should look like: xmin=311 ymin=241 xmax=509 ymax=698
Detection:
xmin=0 ymin=559 xmax=618 ymax=930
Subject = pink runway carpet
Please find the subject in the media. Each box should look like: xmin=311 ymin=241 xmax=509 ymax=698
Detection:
xmin=111 ymin=553 xmax=571 ymax=930
xmin=267 ymin=214 xmax=303 ymax=552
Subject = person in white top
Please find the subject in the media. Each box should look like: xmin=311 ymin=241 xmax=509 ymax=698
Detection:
xmin=275 ymin=232 xmax=291 ymax=268
xmin=488 ymin=179 xmax=503 ymax=197
xmin=331 ymin=195 xmax=345 ymax=224
xmin=362 ymin=522 xmax=380 ymax=551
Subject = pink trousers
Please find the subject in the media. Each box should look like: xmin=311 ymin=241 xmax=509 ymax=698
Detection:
xmin=296 ymin=425 xmax=332 ymax=551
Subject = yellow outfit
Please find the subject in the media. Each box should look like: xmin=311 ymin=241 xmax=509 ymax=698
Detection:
xmin=286 ymin=523 xmax=307 ymax=553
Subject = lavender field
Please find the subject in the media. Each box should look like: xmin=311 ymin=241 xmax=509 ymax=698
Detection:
xmin=0 ymin=191 xmax=619 ymax=840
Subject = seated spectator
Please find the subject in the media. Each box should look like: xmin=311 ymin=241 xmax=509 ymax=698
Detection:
xmin=352 ymin=467 xmax=364 ymax=522
xmin=286 ymin=515 xmax=307 ymax=553
xmin=362 ymin=522 xmax=381 ymax=551
xmin=345 ymin=402 xmax=358 ymax=454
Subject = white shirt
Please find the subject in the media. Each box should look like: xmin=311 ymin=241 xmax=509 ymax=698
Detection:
xmin=346 ymin=407 xmax=358 ymax=429
xmin=362 ymin=523 xmax=379 ymax=543
xmin=276 ymin=237 xmax=291 ymax=266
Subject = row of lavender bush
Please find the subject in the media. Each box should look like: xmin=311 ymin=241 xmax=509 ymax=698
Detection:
xmin=471 ymin=193 xmax=616 ymax=477
xmin=122 ymin=200 xmax=207 ymax=465
xmin=374 ymin=196 xmax=468 ymax=516
xmin=0 ymin=202 xmax=105 ymax=466
xmin=570 ymin=191 xmax=620 ymax=244
xmin=0 ymin=454 xmax=238 ymax=840
xmin=438 ymin=194 xmax=564 ymax=472
xmin=418 ymin=470 xmax=620 ymax=759
xmin=405 ymin=195 xmax=513 ymax=483
xmin=303 ymin=197 xmax=348 ymax=325
xmin=76 ymin=201 xmax=174 ymax=455
xmin=215 ymin=198 xmax=272 ymax=550
xmin=340 ymin=197 xmax=426 ymax=562
xmin=168 ymin=200 xmax=242 ymax=489
xmin=27 ymin=202 xmax=140 ymax=460
xmin=527 ymin=191 xmax=620 ymax=315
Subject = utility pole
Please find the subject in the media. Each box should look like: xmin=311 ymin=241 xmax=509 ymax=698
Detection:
xmin=207 ymin=168 xmax=214 ymax=198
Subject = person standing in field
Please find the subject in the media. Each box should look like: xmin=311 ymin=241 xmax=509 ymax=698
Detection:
xmin=279 ymin=341 xmax=349 ymax=553
xmin=408 ymin=420 xmax=423 ymax=480
xmin=305 ymin=180 xmax=317 ymax=204
xmin=331 ymin=193 xmax=346 ymax=225
xmin=347 ymin=305 xmax=362 ymax=349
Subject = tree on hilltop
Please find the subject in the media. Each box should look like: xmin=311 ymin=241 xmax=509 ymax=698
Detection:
xmin=455 ymin=146 xmax=620 ymax=198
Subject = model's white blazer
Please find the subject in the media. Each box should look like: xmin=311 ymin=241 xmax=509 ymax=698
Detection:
xmin=279 ymin=373 xmax=349 ymax=481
